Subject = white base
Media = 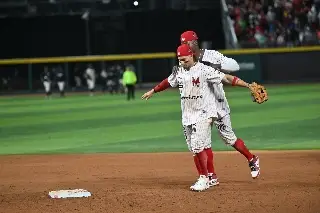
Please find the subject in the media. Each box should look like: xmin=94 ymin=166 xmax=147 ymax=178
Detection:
xmin=48 ymin=189 xmax=91 ymax=199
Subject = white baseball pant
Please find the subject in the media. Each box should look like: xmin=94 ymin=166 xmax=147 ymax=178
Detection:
xmin=43 ymin=81 xmax=51 ymax=92
xmin=87 ymin=79 xmax=95 ymax=90
xmin=183 ymin=118 xmax=213 ymax=154
xmin=214 ymin=113 xmax=237 ymax=145
xmin=58 ymin=82 xmax=65 ymax=91
xmin=75 ymin=76 xmax=82 ymax=87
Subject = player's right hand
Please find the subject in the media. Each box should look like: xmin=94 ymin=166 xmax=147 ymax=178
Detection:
xmin=141 ymin=89 xmax=155 ymax=100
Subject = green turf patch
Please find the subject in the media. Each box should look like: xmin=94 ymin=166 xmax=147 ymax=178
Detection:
xmin=0 ymin=84 xmax=319 ymax=155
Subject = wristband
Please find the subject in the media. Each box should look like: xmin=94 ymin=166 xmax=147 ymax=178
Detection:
xmin=232 ymin=77 xmax=239 ymax=86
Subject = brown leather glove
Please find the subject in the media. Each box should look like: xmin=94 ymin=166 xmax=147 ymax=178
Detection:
xmin=249 ymin=82 xmax=268 ymax=104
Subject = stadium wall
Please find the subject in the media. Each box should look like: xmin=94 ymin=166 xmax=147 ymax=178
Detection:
xmin=260 ymin=51 xmax=320 ymax=83
xmin=0 ymin=46 xmax=319 ymax=94
xmin=223 ymin=46 xmax=320 ymax=83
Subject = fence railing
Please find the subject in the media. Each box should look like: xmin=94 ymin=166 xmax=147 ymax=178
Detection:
xmin=1 ymin=46 xmax=320 ymax=93
xmin=0 ymin=52 xmax=176 ymax=92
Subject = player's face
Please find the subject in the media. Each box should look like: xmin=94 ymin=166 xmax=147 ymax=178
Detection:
xmin=178 ymin=55 xmax=194 ymax=69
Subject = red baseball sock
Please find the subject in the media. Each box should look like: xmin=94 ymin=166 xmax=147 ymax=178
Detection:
xmin=205 ymin=148 xmax=216 ymax=175
xmin=193 ymin=155 xmax=202 ymax=175
xmin=232 ymin=138 xmax=254 ymax=161
xmin=196 ymin=150 xmax=208 ymax=177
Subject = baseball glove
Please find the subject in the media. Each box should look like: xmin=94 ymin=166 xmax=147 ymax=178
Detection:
xmin=249 ymin=82 xmax=268 ymax=104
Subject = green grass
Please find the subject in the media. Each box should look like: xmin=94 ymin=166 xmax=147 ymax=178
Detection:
xmin=0 ymin=83 xmax=319 ymax=155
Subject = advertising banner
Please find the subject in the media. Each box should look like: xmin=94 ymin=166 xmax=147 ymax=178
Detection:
xmin=226 ymin=54 xmax=262 ymax=82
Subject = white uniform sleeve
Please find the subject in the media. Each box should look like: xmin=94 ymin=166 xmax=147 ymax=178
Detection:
xmin=221 ymin=57 xmax=240 ymax=72
xmin=205 ymin=67 xmax=225 ymax=84
xmin=168 ymin=66 xmax=179 ymax=87
xmin=203 ymin=50 xmax=240 ymax=72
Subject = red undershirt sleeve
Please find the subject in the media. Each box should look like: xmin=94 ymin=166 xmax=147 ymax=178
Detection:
xmin=153 ymin=78 xmax=171 ymax=93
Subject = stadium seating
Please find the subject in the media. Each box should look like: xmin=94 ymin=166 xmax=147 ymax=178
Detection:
xmin=227 ymin=0 xmax=320 ymax=47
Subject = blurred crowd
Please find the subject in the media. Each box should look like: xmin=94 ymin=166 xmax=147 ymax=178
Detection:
xmin=227 ymin=0 xmax=320 ymax=47
xmin=73 ymin=63 xmax=125 ymax=95
xmin=72 ymin=62 xmax=137 ymax=96
xmin=0 ymin=62 xmax=136 ymax=96
xmin=33 ymin=62 xmax=138 ymax=99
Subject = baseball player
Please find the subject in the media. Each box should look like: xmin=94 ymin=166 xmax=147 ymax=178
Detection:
xmin=114 ymin=64 xmax=126 ymax=94
xmin=105 ymin=65 xmax=118 ymax=95
xmin=179 ymin=31 xmax=260 ymax=180
xmin=54 ymin=66 xmax=66 ymax=97
xmin=117 ymin=65 xmax=126 ymax=94
xmin=40 ymin=66 xmax=52 ymax=98
xmin=73 ymin=65 xmax=83 ymax=89
xmin=100 ymin=68 xmax=108 ymax=93
xmin=142 ymin=44 xmax=254 ymax=191
xmin=84 ymin=64 xmax=96 ymax=96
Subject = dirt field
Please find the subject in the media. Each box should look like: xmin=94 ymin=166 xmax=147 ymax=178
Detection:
xmin=0 ymin=151 xmax=319 ymax=213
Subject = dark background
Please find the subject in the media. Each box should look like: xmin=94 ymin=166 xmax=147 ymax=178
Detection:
xmin=261 ymin=51 xmax=320 ymax=82
xmin=0 ymin=0 xmax=319 ymax=93
xmin=0 ymin=1 xmax=225 ymax=92
xmin=0 ymin=10 xmax=224 ymax=59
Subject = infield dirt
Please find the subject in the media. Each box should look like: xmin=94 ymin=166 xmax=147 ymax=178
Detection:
xmin=0 ymin=151 xmax=319 ymax=213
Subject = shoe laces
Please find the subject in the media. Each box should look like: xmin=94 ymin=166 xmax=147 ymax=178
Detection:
xmin=249 ymin=160 xmax=258 ymax=171
xmin=194 ymin=175 xmax=207 ymax=184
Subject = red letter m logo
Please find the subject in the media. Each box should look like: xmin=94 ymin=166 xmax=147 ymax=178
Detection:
xmin=192 ymin=77 xmax=200 ymax=87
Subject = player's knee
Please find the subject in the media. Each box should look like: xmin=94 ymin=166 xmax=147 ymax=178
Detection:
xmin=191 ymin=146 xmax=205 ymax=154
xmin=204 ymin=144 xmax=211 ymax=149
xmin=221 ymin=135 xmax=237 ymax=146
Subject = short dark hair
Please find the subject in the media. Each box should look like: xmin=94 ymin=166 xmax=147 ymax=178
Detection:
xmin=191 ymin=40 xmax=199 ymax=48
xmin=193 ymin=55 xmax=198 ymax=62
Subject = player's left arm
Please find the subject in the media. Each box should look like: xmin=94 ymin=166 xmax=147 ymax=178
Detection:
xmin=222 ymin=74 xmax=250 ymax=88
xmin=205 ymin=67 xmax=249 ymax=88
xmin=223 ymin=74 xmax=268 ymax=104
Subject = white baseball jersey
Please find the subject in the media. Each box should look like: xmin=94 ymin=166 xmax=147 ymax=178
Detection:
xmin=85 ymin=68 xmax=96 ymax=80
xmin=168 ymin=62 xmax=225 ymax=126
xmin=200 ymin=49 xmax=240 ymax=72
xmin=100 ymin=69 xmax=107 ymax=78
xmin=199 ymin=49 xmax=240 ymax=118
